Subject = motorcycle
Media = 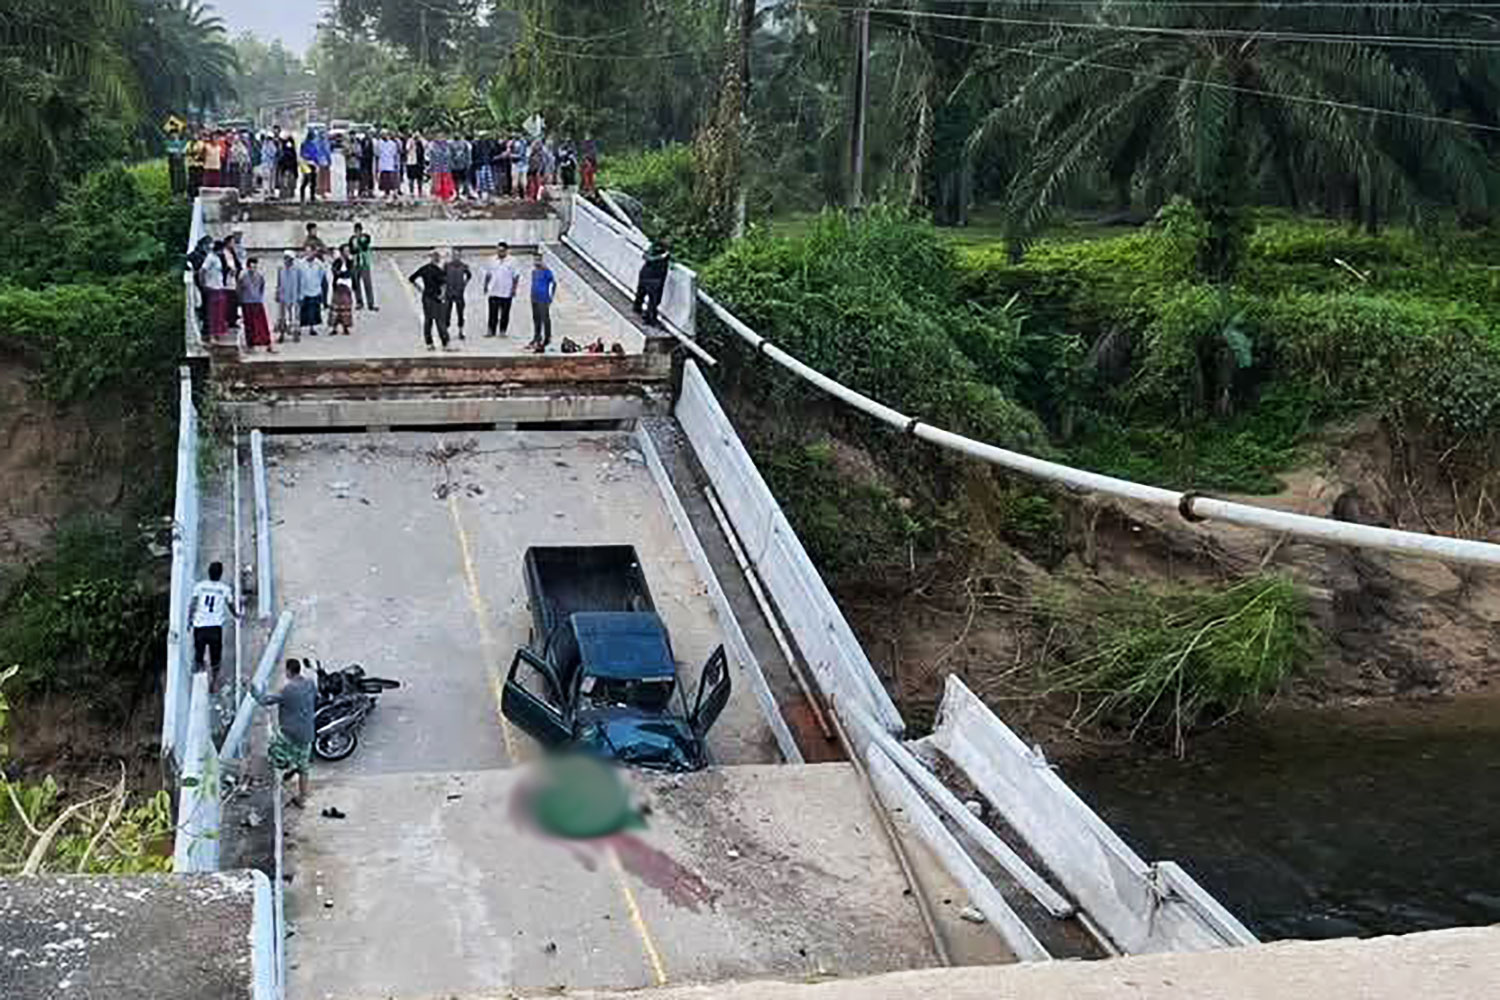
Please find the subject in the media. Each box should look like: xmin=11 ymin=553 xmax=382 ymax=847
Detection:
xmin=313 ymin=663 xmax=400 ymax=761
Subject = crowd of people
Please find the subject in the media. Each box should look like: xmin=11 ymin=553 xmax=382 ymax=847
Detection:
xmin=169 ymin=125 xmax=599 ymax=203
xmin=188 ymin=222 xmax=380 ymax=352
xmin=189 ymin=223 xmax=617 ymax=354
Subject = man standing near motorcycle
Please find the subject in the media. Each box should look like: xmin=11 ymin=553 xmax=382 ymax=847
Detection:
xmin=253 ymin=659 xmax=317 ymax=808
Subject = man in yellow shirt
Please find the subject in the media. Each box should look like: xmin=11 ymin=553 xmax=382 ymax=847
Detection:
xmin=186 ymin=134 xmax=207 ymax=197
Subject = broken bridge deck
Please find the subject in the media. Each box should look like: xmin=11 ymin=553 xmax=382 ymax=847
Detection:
xmin=264 ymin=431 xmax=942 ymax=997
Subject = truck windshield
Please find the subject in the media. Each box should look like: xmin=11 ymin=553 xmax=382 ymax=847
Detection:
xmin=580 ymin=674 xmax=675 ymax=713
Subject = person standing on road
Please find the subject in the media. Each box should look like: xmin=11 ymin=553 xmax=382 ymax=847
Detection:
xmin=330 ymin=245 xmax=357 ymax=336
xmin=275 ymin=250 xmax=299 ymax=343
xmin=166 ymin=128 xmax=187 ymax=197
xmin=429 ymin=136 xmax=453 ymax=202
xmin=201 ymin=241 xmax=229 ymax=342
xmin=405 ymin=132 xmax=426 ymax=197
xmin=252 ymin=659 xmax=317 ymax=809
xmin=314 ymin=129 xmax=333 ymax=198
xmin=483 ymin=242 xmax=520 ymax=338
xmin=350 ymin=222 xmax=377 ymax=311
xmin=277 ymin=136 xmax=298 ymax=200
xmin=190 ymin=561 xmax=239 ymax=691
xmin=634 ymin=241 xmax=671 ymax=327
xmin=377 ymin=132 xmax=400 ymax=200
xmin=444 ymin=247 xmax=472 ymax=340
xmin=202 ymin=131 xmax=223 ymax=189
xmin=240 ymin=257 xmax=275 ymax=353
xmin=299 ymin=132 xmax=319 ymax=203
xmin=410 ymin=249 xmax=452 ymax=351
xmin=528 ymin=253 xmax=557 ymax=353
xmin=296 ymin=245 xmax=327 ymax=337
xmin=451 ymin=135 xmax=473 ymax=200
xmin=511 ymin=135 xmax=529 ymax=201
xmin=303 ymin=222 xmax=327 ymax=254
xmin=186 ymin=132 xmax=207 ymax=197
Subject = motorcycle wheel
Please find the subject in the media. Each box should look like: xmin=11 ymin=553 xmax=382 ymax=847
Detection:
xmin=314 ymin=729 xmax=359 ymax=761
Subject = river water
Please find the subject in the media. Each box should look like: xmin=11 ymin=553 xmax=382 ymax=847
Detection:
xmin=1061 ymin=695 xmax=1500 ymax=940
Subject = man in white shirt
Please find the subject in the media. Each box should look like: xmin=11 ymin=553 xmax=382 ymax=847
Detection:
xmin=190 ymin=561 xmax=239 ymax=689
xmin=483 ymin=241 xmax=521 ymax=338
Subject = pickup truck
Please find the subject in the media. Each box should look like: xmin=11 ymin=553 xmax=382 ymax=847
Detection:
xmin=502 ymin=546 xmax=731 ymax=772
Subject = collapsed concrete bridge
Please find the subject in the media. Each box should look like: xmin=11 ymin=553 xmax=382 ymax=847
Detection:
xmin=4 ymin=191 xmax=1495 ymax=1000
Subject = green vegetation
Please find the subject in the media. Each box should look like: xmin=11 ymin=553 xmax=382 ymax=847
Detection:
xmin=0 ymin=158 xmax=184 ymax=790
xmin=0 ymin=667 xmax=174 ymax=875
xmin=1 ymin=1 xmax=238 ymax=202
xmin=963 ymin=205 xmax=1500 ymax=490
xmin=1038 ymin=576 xmax=1314 ymax=752
xmin=703 ymin=209 xmax=1045 ymax=452
xmin=0 ymin=520 xmax=167 ymax=722
xmin=757 ymin=440 xmax=925 ymax=580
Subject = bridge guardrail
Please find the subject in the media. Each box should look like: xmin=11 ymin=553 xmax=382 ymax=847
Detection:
xmin=568 ymin=196 xmax=697 ymax=336
xmin=163 ymin=366 xmax=201 ymax=771
xmin=676 ymin=361 xmax=905 ymax=735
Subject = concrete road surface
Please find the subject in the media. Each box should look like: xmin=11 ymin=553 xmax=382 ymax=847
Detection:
xmin=287 ymin=764 xmax=941 ymax=998
xmin=243 ymin=251 xmax=637 ymax=362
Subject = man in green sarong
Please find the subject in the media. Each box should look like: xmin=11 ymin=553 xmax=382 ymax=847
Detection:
xmin=253 ymin=658 xmax=317 ymax=808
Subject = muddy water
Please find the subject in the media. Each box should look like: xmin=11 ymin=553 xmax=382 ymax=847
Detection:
xmin=1061 ymin=695 xmax=1500 ymax=940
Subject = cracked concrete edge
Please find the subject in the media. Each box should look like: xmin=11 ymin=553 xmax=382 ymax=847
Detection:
xmin=491 ymin=926 xmax=1500 ymax=1000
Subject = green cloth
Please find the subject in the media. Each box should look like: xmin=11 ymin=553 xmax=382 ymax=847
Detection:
xmin=352 ymin=233 xmax=374 ymax=272
xmin=269 ymin=730 xmax=312 ymax=773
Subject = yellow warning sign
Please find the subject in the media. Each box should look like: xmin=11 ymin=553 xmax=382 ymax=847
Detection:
xmin=163 ymin=115 xmax=187 ymax=134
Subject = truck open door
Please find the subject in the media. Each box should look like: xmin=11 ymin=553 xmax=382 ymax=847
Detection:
xmin=502 ymin=649 xmax=571 ymax=749
xmin=689 ymin=645 xmax=731 ymax=738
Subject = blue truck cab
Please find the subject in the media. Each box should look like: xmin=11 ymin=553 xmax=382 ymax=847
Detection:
xmin=502 ymin=546 xmax=730 ymax=771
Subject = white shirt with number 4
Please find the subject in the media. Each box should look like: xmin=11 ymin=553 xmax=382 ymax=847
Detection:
xmin=192 ymin=580 xmax=235 ymax=628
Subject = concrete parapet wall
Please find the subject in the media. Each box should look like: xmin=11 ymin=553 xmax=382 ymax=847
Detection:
xmin=222 ymin=393 xmax=658 ymax=430
xmin=545 ymin=926 xmax=1500 ymax=1000
xmin=544 ymin=243 xmax=644 ymax=351
xmin=924 ymin=676 xmax=1256 ymax=954
xmin=675 ymin=362 xmax=904 ymax=734
xmin=214 ymin=352 xmax=671 ymax=395
xmin=567 ymin=197 xmax=696 ymax=335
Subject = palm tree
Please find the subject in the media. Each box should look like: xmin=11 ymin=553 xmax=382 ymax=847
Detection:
xmin=971 ymin=3 xmax=1500 ymax=276
xmin=128 ymin=0 xmax=240 ymax=125
xmin=0 ymin=0 xmax=138 ymax=192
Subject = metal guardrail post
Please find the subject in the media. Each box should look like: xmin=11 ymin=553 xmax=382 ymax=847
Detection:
xmin=173 ymin=671 xmax=220 ymax=872
xmin=251 ymin=430 xmax=274 ymax=619
xmin=219 ymin=611 xmax=295 ymax=765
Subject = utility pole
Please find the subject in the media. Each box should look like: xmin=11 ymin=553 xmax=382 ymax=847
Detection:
xmin=849 ymin=6 xmax=871 ymax=209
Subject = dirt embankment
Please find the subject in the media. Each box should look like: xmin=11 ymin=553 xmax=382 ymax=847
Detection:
xmin=0 ymin=358 xmax=163 ymax=789
xmin=0 ymin=361 xmax=130 ymax=571
xmin=834 ymin=416 xmax=1500 ymax=742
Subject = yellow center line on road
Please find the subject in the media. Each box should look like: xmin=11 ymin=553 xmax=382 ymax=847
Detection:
xmin=606 ymin=842 xmax=670 ymax=987
xmin=446 ymin=483 xmax=519 ymax=762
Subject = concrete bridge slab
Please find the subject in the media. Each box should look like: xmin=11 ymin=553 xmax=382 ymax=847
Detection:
xmin=229 ymin=250 xmax=639 ymax=366
xmin=285 ymin=764 xmax=941 ymax=999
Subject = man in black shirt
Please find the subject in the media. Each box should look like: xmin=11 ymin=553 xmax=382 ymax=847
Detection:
xmin=409 ymin=250 xmax=453 ymax=351
xmin=634 ymin=241 xmax=672 ymax=327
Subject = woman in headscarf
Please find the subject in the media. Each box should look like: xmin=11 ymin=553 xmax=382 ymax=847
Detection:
xmin=329 ymin=245 xmax=357 ymax=336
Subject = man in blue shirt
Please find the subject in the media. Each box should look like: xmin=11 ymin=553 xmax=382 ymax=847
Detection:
xmin=529 ymin=254 xmax=557 ymax=353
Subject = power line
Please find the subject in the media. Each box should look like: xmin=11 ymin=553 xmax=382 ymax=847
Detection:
xmin=797 ymin=1 xmax=1500 ymax=49
xmin=885 ymin=16 xmax=1500 ymax=132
